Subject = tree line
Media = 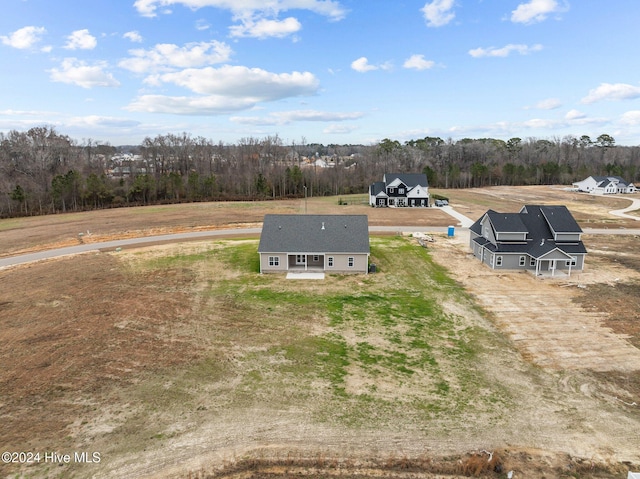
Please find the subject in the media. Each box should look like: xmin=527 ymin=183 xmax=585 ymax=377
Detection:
xmin=1 ymin=126 xmax=638 ymax=217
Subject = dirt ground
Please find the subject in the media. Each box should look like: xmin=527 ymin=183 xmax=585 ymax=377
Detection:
xmin=1 ymin=185 xmax=636 ymax=258
xmin=1 ymin=186 xmax=639 ymax=479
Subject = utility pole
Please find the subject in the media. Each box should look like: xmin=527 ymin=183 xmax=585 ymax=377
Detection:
xmin=303 ymin=185 xmax=307 ymax=214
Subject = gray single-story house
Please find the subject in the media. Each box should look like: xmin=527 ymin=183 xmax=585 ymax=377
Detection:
xmin=258 ymin=214 xmax=370 ymax=274
xmin=469 ymin=205 xmax=587 ymax=276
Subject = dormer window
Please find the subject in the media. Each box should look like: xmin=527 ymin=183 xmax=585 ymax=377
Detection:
xmin=399 ymin=188 xmax=405 ymax=194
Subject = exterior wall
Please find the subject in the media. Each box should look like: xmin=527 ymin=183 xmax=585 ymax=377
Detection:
xmin=260 ymin=252 xmax=368 ymax=273
xmin=259 ymin=253 xmax=288 ymax=273
xmin=495 ymin=232 xmax=527 ymax=241
xmin=325 ymin=253 xmax=368 ymax=273
xmin=554 ymin=233 xmax=581 ymax=242
xmin=480 ymin=218 xmax=497 ymax=244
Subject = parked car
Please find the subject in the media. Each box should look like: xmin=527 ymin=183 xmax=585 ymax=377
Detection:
xmin=434 ymin=199 xmax=448 ymax=207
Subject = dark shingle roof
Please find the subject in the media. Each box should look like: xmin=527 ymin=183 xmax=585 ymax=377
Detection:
xmin=487 ymin=211 xmax=528 ymax=233
xmin=370 ymin=181 xmax=387 ymax=196
xmin=538 ymin=205 xmax=583 ymax=233
xmin=258 ymin=214 xmax=370 ymax=254
xmin=383 ymin=173 xmax=428 ymax=187
xmin=473 ymin=205 xmax=587 ymax=259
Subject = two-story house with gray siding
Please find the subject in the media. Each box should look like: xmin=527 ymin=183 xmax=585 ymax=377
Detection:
xmin=469 ymin=205 xmax=587 ymax=276
xmin=258 ymin=214 xmax=370 ymax=274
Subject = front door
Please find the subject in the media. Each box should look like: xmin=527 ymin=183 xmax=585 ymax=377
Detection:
xmin=296 ymin=254 xmax=306 ymax=265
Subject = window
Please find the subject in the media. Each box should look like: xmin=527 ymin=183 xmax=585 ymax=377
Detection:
xmin=496 ymin=256 xmax=503 ymax=267
xmin=296 ymin=255 xmax=306 ymax=265
xmin=328 ymin=257 xmax=334 ymax=267
xmin=313 ymin=255 xmax=319 ymax=262
xmin=268 ymin=256 xmax=279 ymax=266
xmin=530 ymin=257 xmax=536 ymax=267
xmin=566 ymin=256 xmax=577 ymax=267
xmin=399 ymin=188 xmax=405 ymax=194
xmin=519 ymin=256 xmax=526 ymax=267
xmin=348 ymin=257 xmax=354 ymax=267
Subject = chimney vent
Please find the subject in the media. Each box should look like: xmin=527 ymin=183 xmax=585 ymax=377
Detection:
xmin=321 ymin=222 xmax=325 ymax=230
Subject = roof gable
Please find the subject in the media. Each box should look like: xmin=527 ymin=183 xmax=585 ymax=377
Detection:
xmin=383 ymin=173 xmax=428 ymax=188
xmin=258 ymin=214 xmax=370 ymax=254
xmin=486 ymin=212 xmax=528 ymax=233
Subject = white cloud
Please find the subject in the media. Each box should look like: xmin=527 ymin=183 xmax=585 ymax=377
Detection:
xmin=119 ymin=41 xmax=233 ymax=73
xmin=565 ymin=109 xmax=586 ymax=120
xmin=0 ymin=109 xmax=56 ymax=117
xmin=421 ymin=0 xmax=455 ymax=27
xmin=511 ymin=0 xmax=566 ymax=24
xmin=1 ymin=26 xmax=46 ymax=49
xmin=324 ymin=124 xmax=358 ymax=134
xmin=351 ymin=57 xmax=376 ymax=73
xmin=229 ymin=16 xmax=301 ymax=39
xmin=123 ymin=31 xmax=143 ymax=43
xmin=133 ymin=0 xmax=347 ymax=21
xmin=232 ymin=109 xmax=363 ymax=125
xmin=156 ymin=65 xmax=318 ymax=97
xmin=195 ymin=19 xmax=210 ymax=30
xmin=64 ymin=29 xmax=97 ymax=50
xmin=581 ymin=83 xmax=640 ymax=104
xmin=535 ymin=98 xmax=561 ymax=110
xmin=403 ymin=54 xmax=435 ymax=71
xmin=127 ymin=65 xmax=319 ymax=115
xmin=126 ymin=94 xmax=262 ymax=115
xmin=68 ymin=115 xmax=141 ymax=128
xmin=468 ymin=43 xmax=543 ymax=58
xmin=620 ymin=111 xmax=640 ymax=126
xmin=49 ymin=58 xmax=120 ymax=88
xmin=350 ymin=56 xmax=391 ymax=73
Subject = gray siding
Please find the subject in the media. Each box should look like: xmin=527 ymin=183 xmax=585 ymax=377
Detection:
xmin=496 ymin=232 xmax=527 ymax=241
xmin=554 ymin=233 xmax=581 ymax=242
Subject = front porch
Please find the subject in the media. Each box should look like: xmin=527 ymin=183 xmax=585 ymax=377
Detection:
xmin=287 ymin=253 xmax=325 ymax=271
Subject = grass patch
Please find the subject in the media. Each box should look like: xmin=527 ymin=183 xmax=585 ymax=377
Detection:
xmin=106 ymin=235 xmax=508 ymax=449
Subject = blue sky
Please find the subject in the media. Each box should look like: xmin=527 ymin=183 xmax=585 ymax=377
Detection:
xmin=1 ymin=0 xmax=640 ymax=146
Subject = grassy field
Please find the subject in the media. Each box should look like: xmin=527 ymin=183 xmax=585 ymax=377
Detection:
xmin=2 ymin=186 xmax=640 ymax=478
xmin=0 ymin=235 xmax=525 ymax=478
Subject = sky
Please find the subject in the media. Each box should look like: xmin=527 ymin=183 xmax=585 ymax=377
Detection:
xmin=1 ymin=0 xmax=640 ymax=146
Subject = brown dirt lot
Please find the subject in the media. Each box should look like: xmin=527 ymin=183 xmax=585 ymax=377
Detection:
xmin=1 ymin=186 xmax=640 ymax=479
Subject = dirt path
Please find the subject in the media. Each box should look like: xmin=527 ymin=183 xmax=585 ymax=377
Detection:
xmin=431 ymin=230 xmax=640 ymax=372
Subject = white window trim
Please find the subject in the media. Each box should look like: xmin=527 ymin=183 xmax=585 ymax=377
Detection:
xmin=496 ymin=256 xmax=503 ymax=267
xmin=519 ymin=256 xmax=526 ymax=266
xmin=327 ymin=256 xmax=334 ymax=267
xmin=348 ymin=257 xmax=354 ymax=267
xmin=268 ymin=256 xmax=279 ymax=267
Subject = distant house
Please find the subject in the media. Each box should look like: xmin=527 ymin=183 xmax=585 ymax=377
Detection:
xmin=469 ymin=205 xmax=587 ymax=276
xmin=573 ymin=176 xmax=636 ymax=194
xmin=258 ymin=214 xmax=370 ymax=274
xmin=369 ymin=173 xmax=429 ymax=207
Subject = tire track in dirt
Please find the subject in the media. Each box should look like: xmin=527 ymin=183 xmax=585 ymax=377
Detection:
xmin=431 ymin=232 xmax=640 ymax=372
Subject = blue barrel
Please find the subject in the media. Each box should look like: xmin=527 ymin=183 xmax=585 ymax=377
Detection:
xmin=447 ymin=226 xmax=455 ymax=237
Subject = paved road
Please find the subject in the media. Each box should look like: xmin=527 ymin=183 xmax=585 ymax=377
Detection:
xmin=1 ymin=223 xmax=639 ymax=270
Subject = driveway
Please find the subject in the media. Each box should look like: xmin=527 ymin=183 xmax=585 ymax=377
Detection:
xmin=609 ymin=195 xmax=640 ymax=221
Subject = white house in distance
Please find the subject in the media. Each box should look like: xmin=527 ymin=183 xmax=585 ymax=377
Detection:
xmin=573 ymin=176 xmax=636 ymax=194
xmin=369 ymin=173 xmax=430 ymax=207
